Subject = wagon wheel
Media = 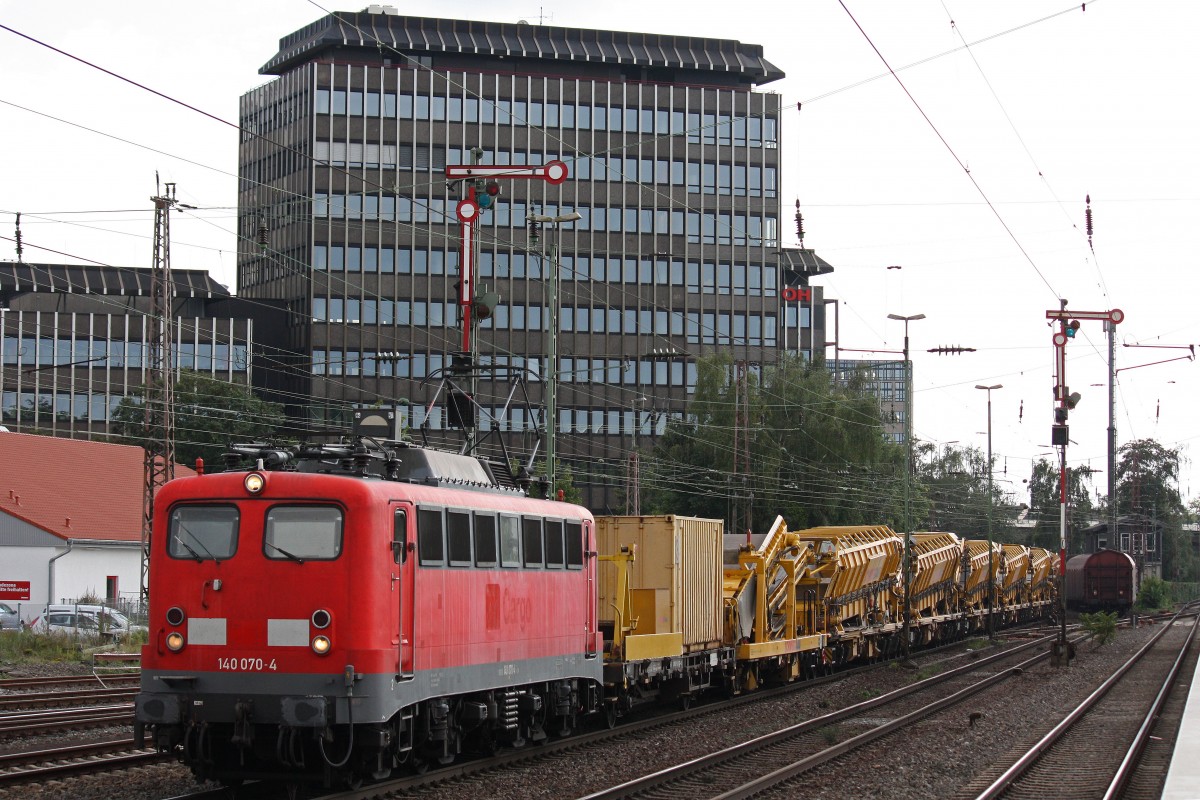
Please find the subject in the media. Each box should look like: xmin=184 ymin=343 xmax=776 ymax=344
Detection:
xmin=604 ymin=702 xmax=618 ymax=729
xmin=678 ymin=694 xmax=692 ymax=711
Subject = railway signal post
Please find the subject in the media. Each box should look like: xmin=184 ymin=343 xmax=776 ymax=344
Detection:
xmin=1046 ymin=301 xmax=1124 ymax=665
xmin=442 ymin=158 xmax=569 ymax=457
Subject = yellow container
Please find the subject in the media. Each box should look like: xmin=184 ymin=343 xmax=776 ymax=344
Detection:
xmin=596 ymin=515 xmax=724 ymax=652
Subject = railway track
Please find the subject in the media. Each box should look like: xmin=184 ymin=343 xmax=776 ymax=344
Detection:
xmin=0 ymin=672 xmax=138 ymax=691
xmin=0 ymin=686 xmax=137 ymax=710
xmin=0 ymin=738 xmax=167 ymax=788
xmin=963 ymin=610 xmax=1199 ymax=799
xmin=570 ymin=633 xmax=1070 ymax=800
xmin=0 ymin=702 xmax=133 ymax=737
xmin=226 ymin=634 xmax=1048 ymax=800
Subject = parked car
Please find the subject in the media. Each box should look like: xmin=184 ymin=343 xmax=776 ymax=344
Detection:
xmin=0 ymin=602 xmax=21 ymax=631
xmin=42 ymin=611 xmax=106 ymax=637
xmin=45 ymin=604 xmax=147 ymax=640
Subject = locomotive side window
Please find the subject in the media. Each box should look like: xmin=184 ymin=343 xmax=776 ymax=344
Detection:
xmin=545 ymin=519 xmax=565 ymax=569
xmin=474 ymin=513 xmax=498 ymax=567
xmin=168 ymin=505 xmax=239 ymax=561
xmin=499 ymin=515 xmax=521 ymax=568
xmin=447 ymin=510 xmax=472 ymax=567
xmin=264 ymin=506 xmax=343 ymax=561
xmin=565 ymin=521 xmax=583 ymax=569
xmin=522 ymin=517 xmax=544 ymax=568
xmin=417 ymin=508 xmax=445 ymax=566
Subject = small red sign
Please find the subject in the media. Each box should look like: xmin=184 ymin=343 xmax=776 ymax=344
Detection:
xmin=0 ymin=581 xmax=31 ymax=600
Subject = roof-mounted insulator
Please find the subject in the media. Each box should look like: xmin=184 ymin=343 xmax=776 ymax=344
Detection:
xmin=1084 ymin=194 xmax=1094 ymax=253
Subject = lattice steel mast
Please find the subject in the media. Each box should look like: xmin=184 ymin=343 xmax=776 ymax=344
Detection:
xmin=141 ymin=180 xmax=178 ymax=602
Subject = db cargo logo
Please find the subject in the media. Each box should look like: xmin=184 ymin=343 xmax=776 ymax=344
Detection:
xmin=782 ymin=287 xmax=812 ymax=303
xmin=0 ymin=581 xmax=31 ymax=600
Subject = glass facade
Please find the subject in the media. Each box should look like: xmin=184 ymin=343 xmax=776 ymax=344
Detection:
xmin=238 ymin=11 xmax=826 ymax=506
xmin=0 ymin=309 xmax=252 ymax=436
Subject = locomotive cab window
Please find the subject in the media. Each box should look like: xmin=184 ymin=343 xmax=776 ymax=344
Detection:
xmin=264 ymin=506 xmax=343 ymax=561
xmin=499 ymin=514 xmax=520 ymax=568
xmin=565 ymin=521 xmax=584 ymax=569
xmin=418 ymin=508 xmax=445 ymax=566
xmin=447 ymin=509 xmax=472 ymax=567
xmin=168 ymin=505 xmax=239 ymax=561
xmin=474 ymin=513 xmax=498 ymax=567
xmin=522 ymin=517 xmax=543 ymax=568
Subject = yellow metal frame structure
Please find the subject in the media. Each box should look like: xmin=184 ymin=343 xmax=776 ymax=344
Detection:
xmin=723 ymin=516 xmax=826 ymax=656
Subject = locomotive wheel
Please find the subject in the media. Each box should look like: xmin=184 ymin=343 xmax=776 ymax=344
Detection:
xmin=604 ymin=702 xmax=618 ymax=729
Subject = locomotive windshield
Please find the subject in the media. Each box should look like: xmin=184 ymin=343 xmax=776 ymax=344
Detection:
xmin=263 ymin=505 xmax=343 ymax=561
xmin=168 ymin=505 xmax=239 ymax=561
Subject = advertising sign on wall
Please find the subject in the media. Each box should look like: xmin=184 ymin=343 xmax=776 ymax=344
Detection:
xmin=0 ymin=581 xmax=31 ymax=600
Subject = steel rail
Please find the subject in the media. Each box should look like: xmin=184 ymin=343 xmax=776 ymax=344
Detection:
xmin=973 ymin=606 xmax=1192 ymax=800
xmin=1102 ymin=614 xmax=1200 ymax=800
xmin=577 ymin=633 xmax=1063 ymax=800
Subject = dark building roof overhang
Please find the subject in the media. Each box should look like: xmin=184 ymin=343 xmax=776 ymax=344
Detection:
xmin=0 ymin=262 xmax=232 ymax=300
xmin=261 ymin=11 xmax=785 ymax=86
xmin=780 ymin=248 xmax=835 ymax=286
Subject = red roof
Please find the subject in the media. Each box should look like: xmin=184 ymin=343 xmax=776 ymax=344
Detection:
xmin=0 ymin=432 xmax=194 ymax=543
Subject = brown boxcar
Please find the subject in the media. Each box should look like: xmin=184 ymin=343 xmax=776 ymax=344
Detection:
xmin=1065 ymin=549 xmax=1136 ymax=613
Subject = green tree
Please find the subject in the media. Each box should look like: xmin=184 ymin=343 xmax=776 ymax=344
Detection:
xmin=640 ymin=354 xmax=908 ymax=533
xmin=1026 ymin=458 xmax=1094 ymax=552
xmin=110 ymin=371 xmax=285 ymax=469
xmin=1116 ymin=439 xmax=1193 ymax=581
xmin=915 ymin=443 xmax=1003 ymax=537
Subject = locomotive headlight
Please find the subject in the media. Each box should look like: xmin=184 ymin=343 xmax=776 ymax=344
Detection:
xmin=311 ymin=609 xmax=332 ymax=629
xmin=311 ymin=635 xmax=332 ymax=655
xmin=166 ymin=631 xmax=186 ymax=652
xmin=244 ymin=473 xmax=266 ymax=494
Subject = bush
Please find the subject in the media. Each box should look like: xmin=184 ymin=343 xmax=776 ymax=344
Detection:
xmin=0 ymin=629 xmax=95 ymax=663
xmin=1137 ymin=577 xmax=1171 ymax=611
xmin=1080 ymin=611 xmax=1119 ymax=647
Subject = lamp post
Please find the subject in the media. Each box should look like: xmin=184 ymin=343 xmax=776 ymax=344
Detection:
xmin=528 ymin=211 xmax=582 ymax=499
xmin=888 ymin=312 xmax=925 ymax=663
xmin=976 ymin=383 xmax=1002 ymax=640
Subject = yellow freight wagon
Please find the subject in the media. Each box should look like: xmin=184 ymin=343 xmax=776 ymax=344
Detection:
xmin=1028 ymin=546 xmax=1056 ymax=605
xmin=910 ymin=533 xmax=965 ymax=633
xmin=997 ymin=544 xmax=1032 ymax=609
xmin=791 ymin=525 xmax=903 ymax=661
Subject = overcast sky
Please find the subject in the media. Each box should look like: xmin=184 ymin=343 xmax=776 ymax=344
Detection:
xmin=2 ymin=0 xmax=1197 ymax=506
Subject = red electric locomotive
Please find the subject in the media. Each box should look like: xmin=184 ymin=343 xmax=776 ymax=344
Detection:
xmin=135 ymin=441 xmax=602 ymax=786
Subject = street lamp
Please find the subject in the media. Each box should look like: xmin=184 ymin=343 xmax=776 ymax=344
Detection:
xmin=887 ymin=312 xmax=925 ymax=663
xmin=528 ymin=211 xmax=582 ymax=499
xmin=976 ymin=383 xmax=1002 ymax=639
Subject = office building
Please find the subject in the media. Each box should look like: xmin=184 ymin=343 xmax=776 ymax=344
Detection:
xmin=239 ymin=8 xmax=834 ymax=508
xmin=0 ymin=262 xmax=281 ymax=439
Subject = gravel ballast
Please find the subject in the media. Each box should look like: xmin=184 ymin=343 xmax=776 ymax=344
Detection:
xmin=0 ymin=623 xmax=1177 ymax=800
